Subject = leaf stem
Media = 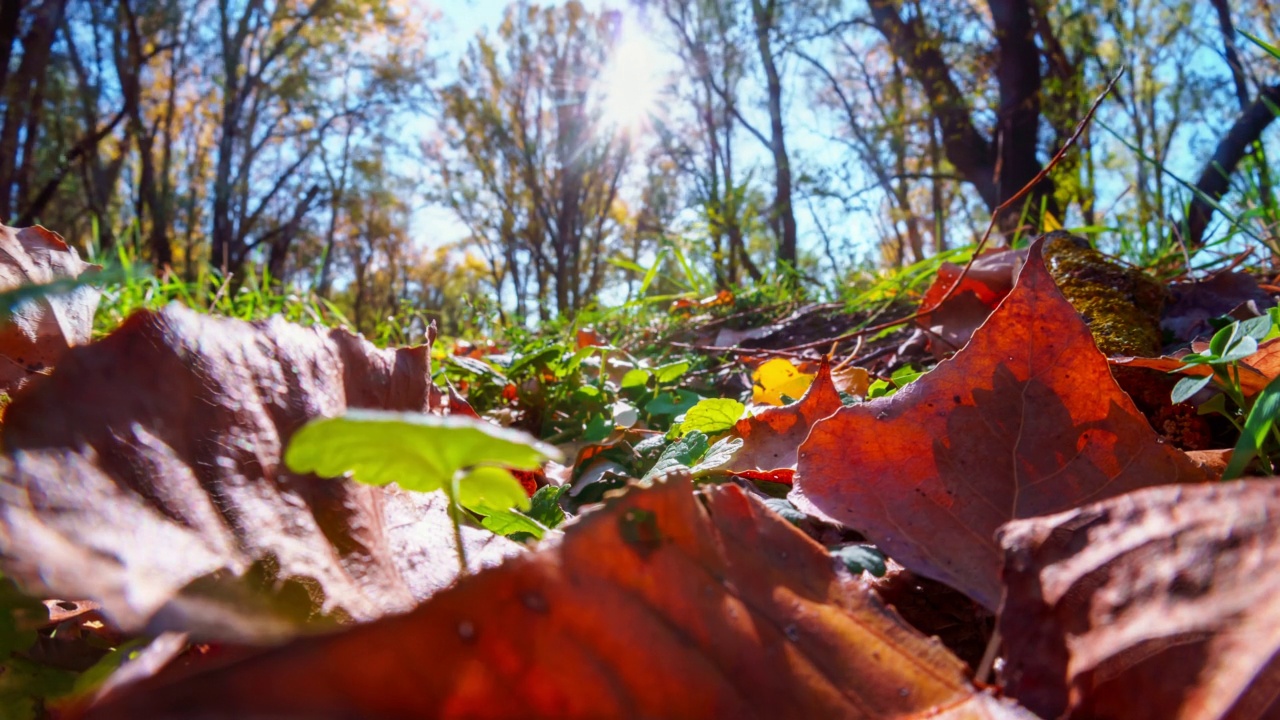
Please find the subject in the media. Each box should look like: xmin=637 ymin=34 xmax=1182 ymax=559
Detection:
xmin=447 ymin=472 xmax=470 ymax=577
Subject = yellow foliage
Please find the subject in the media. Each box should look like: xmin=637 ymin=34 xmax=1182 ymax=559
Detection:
xmin=752 ymin=359 xmax=815 ymax=406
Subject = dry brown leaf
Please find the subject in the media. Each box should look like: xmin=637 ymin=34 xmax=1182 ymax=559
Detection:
xmin=998 ymin=480 xmax=1280 ymax=720
xmin=80 ymin=474 xmax=1032 ymax=720
xmin=793 ymin=238 xmax=1209 ymax=611
xmin=0 ymin=305 xmax=512 ymax=641
xmin=728 ymin=359 xmax=844 ymax=483
xmin=0 ymin=223 xmax=100 ymax=393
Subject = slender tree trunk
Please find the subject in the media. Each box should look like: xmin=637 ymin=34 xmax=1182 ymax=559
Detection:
xmin=750 ymin=0 xmax=797 ymax=273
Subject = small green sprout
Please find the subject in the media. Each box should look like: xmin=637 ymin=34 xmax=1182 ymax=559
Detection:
xmin=285 ymin=410 xmax=562 ymax=574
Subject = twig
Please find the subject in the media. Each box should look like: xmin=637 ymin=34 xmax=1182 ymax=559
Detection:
xmin=975 ymin=627 xmax=1002 ymax=685
xmin=776 ymin=67 xmax=1127 ymax=355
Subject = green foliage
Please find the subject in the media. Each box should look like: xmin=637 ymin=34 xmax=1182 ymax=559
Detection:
xmin=830 ymin=544 xmax=888 ymax=578
xmin=286 ymin=411 xmax=562 ymax=566
xmin=678 ymin=398 xmax=745 ymax=436
xmin=641 ymin=430 xmax=710 ymax=483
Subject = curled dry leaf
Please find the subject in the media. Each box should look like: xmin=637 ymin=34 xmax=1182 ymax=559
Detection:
xmin=916 ymin=248 xmax=1024 ymax=356
xmin=0 ymin=223 xmax=100 ymax=393
xmin=793 ymin=238 xmax=1209 ymax=611
xmin=80 ymin=474 xmax=1032 ymax=720
xmin=728 ymin=359 xmax=844 ymax=484
xmin=998 ymin=480 xmax=1280 ymax=720
xmin=0 ymin=304 xmax=512 ymax=641
xmin=1162 ymin=271 xmax=1275 ymax=343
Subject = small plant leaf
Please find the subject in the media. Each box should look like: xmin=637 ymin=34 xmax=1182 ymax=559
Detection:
xmin=620 ymin=368 xmax=651 ymax=389
xmin=1239 ymin=315 xmax=1273 ymax=342
xmin=1172 ymin=375 xmax=1215 ymax=404
xmin=830 ymin=544 xmax=887 ymax=577
xmin=653 ymin=360 xmax=691 ymax=383
xmin=679 ymin=398 xmax=746 ymax=435
xmin=526 ymin=485 xmax=567 ymax=529
xmin=479 ymin=510 xmax=550 ymax=540
xmin=457 ymin=466 xmax=532 ymax=515
xmin=1208 ymin=323 xmax=1236 ymax=358
xmin=1223 ymin=375 xmax=1280 ymax=480
xmin=644 ymin=389 xmax=701 ymax=417
xmin=690 ymin=437 xmax=743 ymax=477
xmin=285 ymin=411 xmax=561 ymax=493
xmin=642 ymin=430 xmax=709 ymax=482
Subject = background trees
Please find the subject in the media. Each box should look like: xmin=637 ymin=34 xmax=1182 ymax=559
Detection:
xmin=0 ymin=0 xmax=1278 ymax=327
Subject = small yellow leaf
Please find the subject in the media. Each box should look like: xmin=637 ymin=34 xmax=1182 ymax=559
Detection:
xmin=1042 ymin=211 xmax=1063 ymax=232
xmin=752 ymin=358 xmax=814 ymax=405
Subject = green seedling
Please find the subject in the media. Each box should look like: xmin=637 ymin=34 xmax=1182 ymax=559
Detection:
xmin=285 ymin=411 xmax=562 ymax=573
xmin=1171 ymin=315 xmax=1280 ymax=478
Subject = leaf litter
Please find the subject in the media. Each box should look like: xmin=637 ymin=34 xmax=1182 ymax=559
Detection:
xmin=0 ymin=226 xmax=1278 ymax=718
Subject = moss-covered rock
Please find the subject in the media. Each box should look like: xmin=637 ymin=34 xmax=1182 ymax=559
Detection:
xmin=1042 ymin=231 xmax=1167 ymax=357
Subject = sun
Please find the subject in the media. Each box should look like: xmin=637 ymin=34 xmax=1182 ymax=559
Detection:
xmin=598 ymin=26 xmax=664 ymax=132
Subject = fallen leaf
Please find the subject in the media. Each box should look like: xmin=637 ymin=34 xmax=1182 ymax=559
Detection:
xmin=0 ymin=224 xmax=101 ymax=393
xmin=998 ymin=480 xmax=1280 ymax=720
xmin=751 ymin=357 xmax=815 ymax=405
xmin=729 ymin=359 xmax=843 ymax=483
xmin=916 ymin=249 xmax=1024 ymax=356
xmin=79 ymin=474 xmax=1031 ymax=719
xmin=1162 ymin=271 xmax=1275 ymax=343
xmin=793 ymin=238 xmax=1210 ymax=611
xmin=0 ymin=305 xmax=512 ymax=641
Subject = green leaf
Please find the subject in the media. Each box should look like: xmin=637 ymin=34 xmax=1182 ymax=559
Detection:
xmin=867 ymin=378 xmax=894 ymax=399
xmin=285 ymin=411 xmax=561 ymax=493
xmin=644 ymin=389 xmax=701 ymax=417
xmin=1208 ymin=323 xmax=1236 ymax=358
xmin=620 ymin=368 xmax=652 ymax=389
xmin=763 ymin=497 xmax=807 ymax=526
xmin=507 ymin=346 xmax=563 ymax=377
xmin=526 ymin=485 xmax=567 ymax=529
xmin=1240 ymin=30 xmax=1280 ymax=62
xmin=447 ymin=356 xmax=507 ymax=382
xmin=457 ymin=466 xmax=531 ymax=515
xmin=891 ymin=365 xmax=925 ymax=386
xmin=679 ymin=398 xmax=745 ymax=435
xmin=653 ymin=360 xmax=691 ymax=383
xmin=480 ymin=510 xmax=549 ymax=540
xmin=1172 ymin=375 xmax=1215 ymax=404
xmin=830 ymin=544 xmax=887 ymax=577
xmin=641 ymin=430 xmax=709 ymax=483
xmin=1239 ymin=315 xmax=1274 ymax=342
xmin=1224 ymin=375 xmax=1280 ymax=480
xmin=1218 ymin=335 xmax=1259 ymax=363
xmin=690 ymin=437 xmax=743 ymax=477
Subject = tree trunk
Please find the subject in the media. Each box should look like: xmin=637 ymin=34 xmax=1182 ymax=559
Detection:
xmin=751 ymin=0 xmax=797 ymax=273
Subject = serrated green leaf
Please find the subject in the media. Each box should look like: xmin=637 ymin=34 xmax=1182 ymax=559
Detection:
xmin=679 ymin=398 xmax=746 ymax=435
xmin=891 ymin=365 xmax=925 ymax=386
xmin=457 ymin=466 xmax=531 ymax=514
xmin=641 ymin=430 xmax=709 ymax=482
xmin=284 ymin=411 xmax=561 ymax=493
xmin=447 ymin=356 xmax=507 ymax=381
xmin=527 ymin=485 xmax=567 ymax=529
xmin=690 ymin=437 xmax=743 ymax=477
xmin=1172 ymin=375 xmax=1215 ymax=404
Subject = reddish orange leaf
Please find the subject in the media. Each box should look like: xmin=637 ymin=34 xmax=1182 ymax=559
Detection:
xmin=916 ymin=249 xmax=1024 ymax=355
xmin=729 ymin=359 xmax=843 ymax=477
xmin=0 ymin=306 xmax=511 ymax=639
xmin=998 ymin=480 xmax=1280 ymax=720
xmin=793 ymin=238 xmax=1209 ymax=610
xmin=81 ymin=475 xmax=1031 ymax=719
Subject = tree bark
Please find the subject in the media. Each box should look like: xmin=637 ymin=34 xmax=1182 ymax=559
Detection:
xmin=751 ymin=0 xmax=798 ymax=274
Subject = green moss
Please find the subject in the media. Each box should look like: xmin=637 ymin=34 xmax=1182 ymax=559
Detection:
xmin=1042 ymin=232 xmax=1166 ymax=357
